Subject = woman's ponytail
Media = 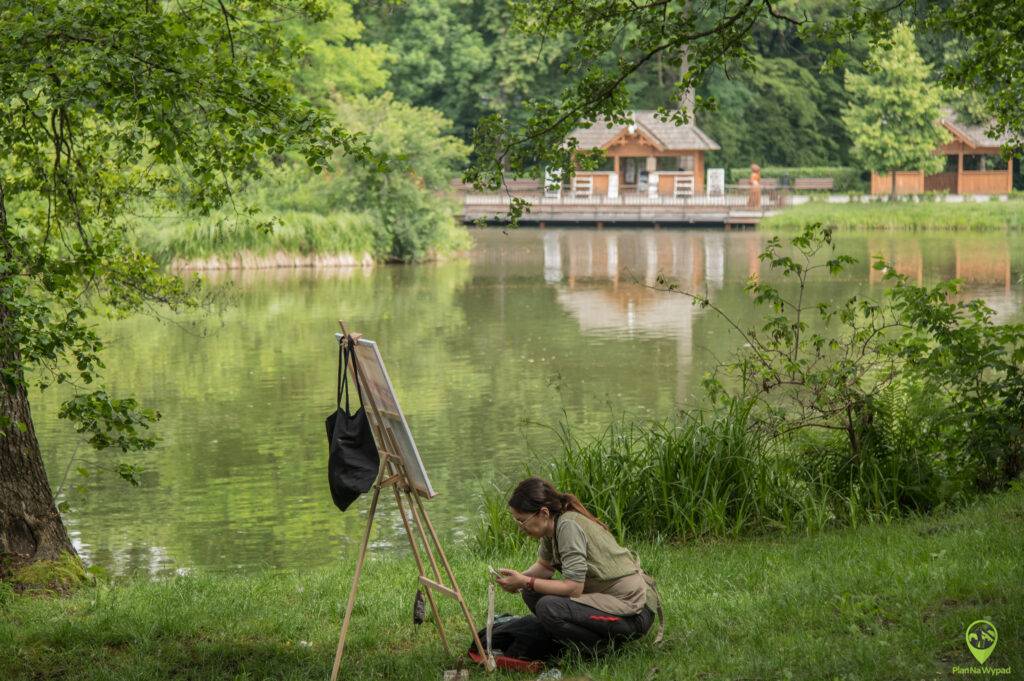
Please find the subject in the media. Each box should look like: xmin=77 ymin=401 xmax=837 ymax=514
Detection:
xmin=560 ymin=491 xmax=606 ymax=528
xmin=508 ymin=478 xmax=607 ymax=529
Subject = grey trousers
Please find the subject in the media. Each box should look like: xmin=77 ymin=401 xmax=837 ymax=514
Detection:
xmin=503 ymin=588 xmax=653 ymax=659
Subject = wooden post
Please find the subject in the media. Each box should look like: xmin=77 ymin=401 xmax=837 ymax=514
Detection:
xmin=957 ymin=147 xmax=964 ymax=195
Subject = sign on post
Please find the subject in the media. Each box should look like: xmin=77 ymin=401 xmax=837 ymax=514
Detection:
xmin=707 ymin=168 xmax=725 ymax=196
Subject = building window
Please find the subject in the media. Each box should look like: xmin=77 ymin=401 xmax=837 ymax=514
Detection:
xmin=985 ymin=155 xmax=1008 ymax=171
xmin=623 ymin=157 xmax=646 ymax=184
xmin=963 ymin=154 xmax=1008 ymax=171
xmin=597 ymin=156 xmax=615 ymax=171
xmin=655 ymin=155 xmax=695 ymax=171
xmin=943 ymin=154 xmax=958 ymax=173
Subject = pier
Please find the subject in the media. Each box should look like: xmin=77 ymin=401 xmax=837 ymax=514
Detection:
xmin=458 ymin=184 xmax=788 ymax=228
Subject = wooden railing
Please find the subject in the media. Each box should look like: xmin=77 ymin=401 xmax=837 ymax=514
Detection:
xmin=461 ymin=185 xmax=791 ymax=209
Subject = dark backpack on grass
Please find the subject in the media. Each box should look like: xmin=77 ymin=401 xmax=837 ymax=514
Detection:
xmin=325 ymin=340 xmax=379 ymax=512
xmin=467 ymin=614 xmax=561 ymax=668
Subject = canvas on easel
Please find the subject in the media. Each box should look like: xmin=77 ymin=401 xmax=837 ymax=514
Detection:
xmin=348 ymin=338 xmax=435 ymax=499
xmin=329 ymin=324 xmax=487 ymax=681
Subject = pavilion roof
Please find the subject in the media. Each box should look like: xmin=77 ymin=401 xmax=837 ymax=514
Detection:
xmin=940 ymin=109 xmax=1012 ymax=149
xmin=569 ymin=111 xmax=720 ymax=152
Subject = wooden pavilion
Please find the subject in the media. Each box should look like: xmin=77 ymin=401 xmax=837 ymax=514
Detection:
xmin=871 ymin=110 xmax=1014 ymax=195
xmin=565 ymin=112 xmax=720 ymax=198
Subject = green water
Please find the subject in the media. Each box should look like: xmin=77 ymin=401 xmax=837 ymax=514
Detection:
xmin=32 ymin=228 xmax=1024 ymax=575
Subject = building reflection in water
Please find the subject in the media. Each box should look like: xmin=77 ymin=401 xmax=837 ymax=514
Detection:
xmin=541 ymin=228 xmax=1023 ymax=405
xmin=545 ymin=229 xmax=748 ymax=404
xmin=868 ymin=236 xmax=1022 ymax=322
xmin=544 ymin=230 xmax=563 ymax=284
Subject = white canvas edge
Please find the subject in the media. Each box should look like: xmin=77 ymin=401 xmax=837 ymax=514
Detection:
xmin=353 ymin=338 xmax=437 ymax=499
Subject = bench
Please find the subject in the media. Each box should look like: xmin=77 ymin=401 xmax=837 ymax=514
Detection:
xmin=793 ymin=177 xmax=834 ymax=191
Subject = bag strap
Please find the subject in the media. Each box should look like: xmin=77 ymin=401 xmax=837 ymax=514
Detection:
xmin=336 ymin=341 xmax=348 ymax=412
xmin=640 ymin=571 xmax=665 ymax=645
xmin=337 ymin=335 xmax=365 ymax=414
xmin=347 ymin=338 xmax=364 ymax=404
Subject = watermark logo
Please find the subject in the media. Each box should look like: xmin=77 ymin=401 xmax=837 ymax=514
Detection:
xmin=966 ymin=620 xmax=998 ymax=665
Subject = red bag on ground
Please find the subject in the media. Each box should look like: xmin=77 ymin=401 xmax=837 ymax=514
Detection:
xmin=467 ymin=649 xmax=544 ymax=673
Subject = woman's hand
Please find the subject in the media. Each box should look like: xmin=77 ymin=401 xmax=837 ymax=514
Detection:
xmin=495 ymin=568 xmax=528 ymax=593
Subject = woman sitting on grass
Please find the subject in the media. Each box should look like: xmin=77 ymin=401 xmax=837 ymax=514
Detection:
xmin=494 ymin=477 xmax=662 ymax=661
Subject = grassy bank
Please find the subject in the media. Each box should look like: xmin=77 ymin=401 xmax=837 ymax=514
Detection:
xmin=763 ymin=199 xmax=1024 ymax=231
xmin=2 ymin=484 xmax=1021 ymax=680
xmin=135 ymin=205 xmax=471 ymax=269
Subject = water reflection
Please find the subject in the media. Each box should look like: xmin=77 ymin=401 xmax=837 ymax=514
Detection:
xmin=33 ymin=227 xmax=1023 ymax=575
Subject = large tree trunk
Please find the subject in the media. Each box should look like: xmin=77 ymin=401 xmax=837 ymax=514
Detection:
xmin=0 ymin=182 xmax=76 ymax=570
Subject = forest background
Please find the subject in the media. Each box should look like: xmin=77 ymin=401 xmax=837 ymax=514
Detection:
xmin=141 ymin=0 xmax=998 ymax=266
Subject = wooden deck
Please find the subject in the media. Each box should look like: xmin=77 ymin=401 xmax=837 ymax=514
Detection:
xmin=459 ymin=187 xmax=788 ymax=227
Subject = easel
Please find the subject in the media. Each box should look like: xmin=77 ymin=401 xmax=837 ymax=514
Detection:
xmin=330 ymin=322 xmax=488 ymax=681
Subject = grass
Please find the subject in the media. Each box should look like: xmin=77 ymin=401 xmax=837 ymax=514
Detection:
xmin=135 ymin=210 xmax=380 ymax=265
xmin=1 ymin=483 xmax=1021 ymax=680
xmin=133 ymin=206 xmax=471 ymax=266
xmin=474 ymin=402 xmax=966 ymax=556
xmin=763 ymin=199 xmax=1024 ymax=231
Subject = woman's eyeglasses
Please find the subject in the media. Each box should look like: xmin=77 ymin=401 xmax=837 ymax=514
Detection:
xmin=515 ymin=510 xmax=539 ymax=531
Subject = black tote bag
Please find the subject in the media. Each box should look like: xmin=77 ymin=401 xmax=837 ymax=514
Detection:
xmin=325 ymin=339 xmax=380 ymax=512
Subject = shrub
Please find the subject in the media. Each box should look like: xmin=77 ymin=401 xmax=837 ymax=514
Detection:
xmin=729 ymin=166 xmax=867 ymax=192
xmin=475 ymin=224 xmax=1024 ymax=553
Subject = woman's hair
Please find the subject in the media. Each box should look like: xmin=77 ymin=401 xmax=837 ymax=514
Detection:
xmin=508 ymin=477 xmax=606 ymax=528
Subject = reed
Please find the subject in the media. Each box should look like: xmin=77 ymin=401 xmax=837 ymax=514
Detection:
xmin=474 ymin=393 xmax=979 ymax=553
xmin=133 ymin=205 xmax=470 ymax=266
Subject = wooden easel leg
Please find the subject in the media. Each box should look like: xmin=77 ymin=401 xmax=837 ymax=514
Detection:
xmin=404 ymin=481 xmax=451 ymax=597
xmin=389 ymin=469 xmax=452 ymax=656
xmin=412 ymin=493 xmax=488 ymax=662
xmin=385 ymin=440 xmax=455 ymax=623
xmin=330 ymin=484 xmax=382 ymax=681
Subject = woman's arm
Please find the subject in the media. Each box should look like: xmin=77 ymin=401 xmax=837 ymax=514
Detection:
xmin=496 ymin=565 xmax=584 ymax=598
xmin=522 ymin=560 xmax=555 ymax=579
xmin=526 ymin=574 xmax=584 ymax=598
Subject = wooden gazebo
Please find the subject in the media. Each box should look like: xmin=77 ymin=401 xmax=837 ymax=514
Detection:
xmin=871 ymin=110 xmax=1014 ymax=195
xmin=566 ymin=112 xmax=720 ymax=198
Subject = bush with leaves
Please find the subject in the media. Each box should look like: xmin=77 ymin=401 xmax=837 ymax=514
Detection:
xmin=658 ymin=224 xmax=1024 ymax=511
xmin=0 ymin=0 xmax=379 ymax=565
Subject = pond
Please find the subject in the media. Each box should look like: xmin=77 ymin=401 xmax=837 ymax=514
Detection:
xmin=33 ymin=227 xmax=1024 ymax=575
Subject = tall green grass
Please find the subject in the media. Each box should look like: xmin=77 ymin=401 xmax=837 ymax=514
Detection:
xmin=474 ymin=391 xmax=985 ymax=554
xmin=135 ymin=210 xmax=379 ymax=264
xmin=541 ymin=400 xmax=787 ymax=542
xmin=134 ymin=206 xmax=471 ymax=265
xmin=763 ymin=199 xmax=1024 ymax=231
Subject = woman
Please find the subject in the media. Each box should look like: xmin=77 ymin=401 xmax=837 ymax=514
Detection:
xmin=494 ymin=477 xmax=662 ymax=661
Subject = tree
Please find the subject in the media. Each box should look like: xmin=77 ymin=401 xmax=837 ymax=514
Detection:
xmin=0 ymin=0 xmax=375 ymax=568
xmin=463 ymin=1 xmax=1023 ymax=218
xmin=842 ymin=24 xmax=948 ymax=198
